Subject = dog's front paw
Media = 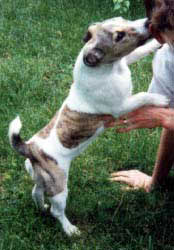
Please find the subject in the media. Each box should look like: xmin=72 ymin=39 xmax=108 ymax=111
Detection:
xmin=64 ymin=224 xmax=81 ymax=237
xmin=149 ymin=93 xmax=169 ymax=107
xmin=148 ymin=39 xmax=162 ymax=53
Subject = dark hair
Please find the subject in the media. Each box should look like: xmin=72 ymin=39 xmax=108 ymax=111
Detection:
xmin=144 ymin=0 xmax=174 ymax=32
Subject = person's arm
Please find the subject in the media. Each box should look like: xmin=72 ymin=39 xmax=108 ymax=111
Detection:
xmin=114 ymin=106 xmax=174 ymax=132
xmin=151 ymin=128 xmax=174 ymax=186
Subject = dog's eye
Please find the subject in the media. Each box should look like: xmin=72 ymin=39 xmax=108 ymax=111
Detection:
xmin=115 ymin=31 xmax=126 ymax=42
xmin=83 ymin=31 xmax=92 ymax=43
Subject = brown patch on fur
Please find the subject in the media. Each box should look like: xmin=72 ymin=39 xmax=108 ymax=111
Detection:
xmin=57 ymin=105 xmax=104 ymax=149
xmin=29 ymin=143 xmax=66 ymax=196
xmin=38 ymin=111 xmax=59 ymax=139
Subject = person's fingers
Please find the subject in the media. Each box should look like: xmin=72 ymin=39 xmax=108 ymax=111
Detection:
xmin=118 ymin=109 xmax=142 ymax=120
xmin=111 ymin=170 xmax=143 ymax=177
xmin=110 ymin=170 xmax=152 ymax=191
xmin=115 ymin=116 xmax=148 ymax=127
xmin=111 ymin=171 xmax=132 ymax=177
xmin=114 ymin=119 xmax=126 ymax=126
xmin=109 ymin=176 xmax=133 ymax=185
xmin=104 ymin=121 xmax=118 ymax=128
xmin=116 ymin=117 xmax=159 ymax=132
xmin=110 ymin=171 xmax=137 ymax=187
xmin=99 ymin=115 xmax=115 ymax=121
xmin=116 ymin=123 xmax=140 ymax=133
xmin=118 ymin=106 xmax=158 ymax=121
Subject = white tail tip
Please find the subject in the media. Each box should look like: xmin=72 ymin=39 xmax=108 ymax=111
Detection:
xmin=9 ymin=116 xmax=22 ymax=143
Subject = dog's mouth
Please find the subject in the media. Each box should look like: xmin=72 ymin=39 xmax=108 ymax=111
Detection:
xmin=137 ymin=34 xmax=152 ymax=47
xmin=137 ymin=38 xmax=148 ymax=47
xmin=83 ymin=55 xmax=99 ymax=67
xmin=83 ymin=49 xmax=105 ymax=67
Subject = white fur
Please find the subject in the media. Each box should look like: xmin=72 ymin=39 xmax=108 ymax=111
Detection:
xmin=9 ymin=116 xmax=22 ymax=145
xmin=49 ymin=192 xmax=80 ymax=236
xmin=66 ymin=44 xmax=168 ymax=116
xmin=10 ymin=17 xmax=169 ymax=237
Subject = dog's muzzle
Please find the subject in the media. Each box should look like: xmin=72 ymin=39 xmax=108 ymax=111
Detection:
xmin=83 ymin=48 xmax=105 ymax=67
xmin=137 ymin=32 xmax=153 ymax=46
xmin=137 ymin=20 xmax=152 ymax=47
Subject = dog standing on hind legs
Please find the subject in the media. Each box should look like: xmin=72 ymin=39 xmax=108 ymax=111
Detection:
xmin=9 ymin=17 xmax=169 ymax=236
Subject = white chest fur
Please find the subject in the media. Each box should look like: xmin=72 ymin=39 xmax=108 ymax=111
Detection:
xmin=66 ymin=49 xmax=132 ymax=117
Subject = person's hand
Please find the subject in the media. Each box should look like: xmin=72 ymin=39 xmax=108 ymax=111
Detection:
xmin=97 ymin=106 xmax=174 ymax=131
xmin=96 ymin=115 xmax=116 ymax=128
xmin=110 ymin=170 xmax=152 ymax=192
xmin=115 ymin=106 xmax=174 ymax=133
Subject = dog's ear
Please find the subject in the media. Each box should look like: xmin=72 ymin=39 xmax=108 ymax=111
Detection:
xmin=83 ymin=31 xmax=92 ymax=43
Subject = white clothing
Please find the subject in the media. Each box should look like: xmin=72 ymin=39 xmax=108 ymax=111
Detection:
xmin=148 ymin=44 xmax=174 ymax=107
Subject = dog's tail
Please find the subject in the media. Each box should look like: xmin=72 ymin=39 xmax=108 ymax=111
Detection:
xmin=9 ymin=116 xmax=32 ymax=158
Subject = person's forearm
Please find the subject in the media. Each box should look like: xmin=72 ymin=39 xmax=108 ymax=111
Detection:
xmin=161 ymin=108 xmax=174 ymax=130
xmin=151 ymin=128 xmax=174 ymax=186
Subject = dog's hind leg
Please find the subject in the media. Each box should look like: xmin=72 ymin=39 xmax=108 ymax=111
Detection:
xmin=32 ymin=184 xmax=48 ymax=211
xmin=34 ymin=154 xmax=81 ymax=236
xmin=25 ymin=159 xmax=34 ymax=178
xmin=25 ymin=159 xmax=48 ymax=211
xmin=49 ymin=188 xmax=81 ymax=236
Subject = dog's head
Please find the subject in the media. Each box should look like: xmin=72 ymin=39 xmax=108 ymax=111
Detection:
xmin=83 ymin=17 xmax=151 ymax=67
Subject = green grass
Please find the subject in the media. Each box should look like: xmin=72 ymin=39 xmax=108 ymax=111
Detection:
xmin=1 ymin=0 xmax=174 ymax=249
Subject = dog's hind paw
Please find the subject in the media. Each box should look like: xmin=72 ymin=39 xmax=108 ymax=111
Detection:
xmin=64 ymin=224 xmax=81 ymax=236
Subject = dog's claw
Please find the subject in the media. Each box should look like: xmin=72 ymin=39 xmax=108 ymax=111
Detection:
xmin=44 ymin=204 xmax=49 ymax=210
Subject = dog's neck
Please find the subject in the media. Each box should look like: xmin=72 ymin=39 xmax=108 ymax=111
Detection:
xmin=65 ymin=48 xmax=130 ymax=115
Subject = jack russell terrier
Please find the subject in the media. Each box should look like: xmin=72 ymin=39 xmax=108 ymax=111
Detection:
xmin=9 ymin=17 xmax=168 ymax=236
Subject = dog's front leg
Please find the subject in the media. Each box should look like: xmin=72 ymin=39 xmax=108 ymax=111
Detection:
xmin=125 ymin=39 xmax=161 ymax=65
xmin=119 ymin=92 xmax=169 ymax=115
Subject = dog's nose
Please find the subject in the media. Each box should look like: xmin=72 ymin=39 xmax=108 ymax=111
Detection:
xmin=84 ymin=53 xmax=99 ymax=67
xmin=83 ymin=49 xmax=105 ymax=67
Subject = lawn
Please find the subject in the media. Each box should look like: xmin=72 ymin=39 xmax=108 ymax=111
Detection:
xmin=1 ymin=0 xmax=174 ymax=249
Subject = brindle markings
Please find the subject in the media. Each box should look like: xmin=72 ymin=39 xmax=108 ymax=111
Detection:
xmin=57 ymin=105 xmax=104 ymax=149
xmin=29 ymin=143 xmax=66 ymax=196
xmin=38 ymin=111 xmax=59 ymax=139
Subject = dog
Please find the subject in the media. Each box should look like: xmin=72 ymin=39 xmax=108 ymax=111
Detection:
xmin=9 ymin=17 xmax=169 ymax=236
